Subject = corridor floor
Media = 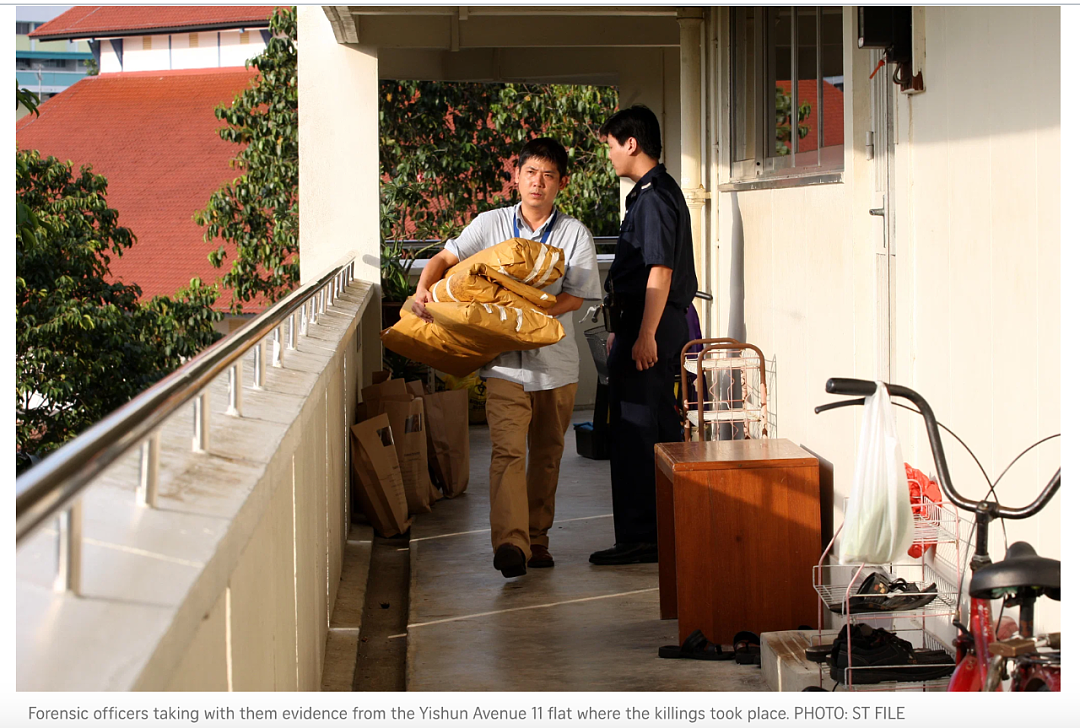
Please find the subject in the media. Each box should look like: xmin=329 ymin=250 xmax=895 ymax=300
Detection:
xmin=404 ymin=416 xmax=769 ymax=692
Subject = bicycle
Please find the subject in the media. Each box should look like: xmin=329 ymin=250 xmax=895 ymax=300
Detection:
xmin=816 ymin=378 xmax=1060 ymax=692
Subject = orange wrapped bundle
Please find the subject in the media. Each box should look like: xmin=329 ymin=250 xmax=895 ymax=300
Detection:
xmin=382 ymin=297 xmax=564 ymax=377
xmin=430 ymin=263 xmax=556 ymax=310
xmin=381 ymin=238 xmax=565 ymax=376
xmin=445 ymin=237 xmax=565 ymax=289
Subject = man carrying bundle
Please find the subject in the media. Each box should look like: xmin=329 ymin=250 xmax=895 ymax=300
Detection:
xmin=412 ymin=138 xmax=602 ymax=578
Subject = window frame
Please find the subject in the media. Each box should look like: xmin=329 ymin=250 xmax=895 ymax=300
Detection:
xmin=725 ymin=6 xmax=844 ymax=191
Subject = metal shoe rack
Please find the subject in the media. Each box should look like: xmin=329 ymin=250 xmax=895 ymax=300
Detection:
xmin=809 ymin=495 xmax=972 ymax=691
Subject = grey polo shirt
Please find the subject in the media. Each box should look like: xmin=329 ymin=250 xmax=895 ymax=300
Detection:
xmin=444 ymin=203 xmax=603 ymax=392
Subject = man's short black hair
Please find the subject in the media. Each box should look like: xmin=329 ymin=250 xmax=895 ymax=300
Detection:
xmin=599 ymin=105 xmax=662 ymax=161
xmin=517 ymin=137 xmax=569 ymax=178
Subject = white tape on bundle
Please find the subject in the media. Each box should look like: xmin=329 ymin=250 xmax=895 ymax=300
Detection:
xmin=495 ymin=305 xmax=507 ymax=322
xmin=445 ymin=274 xmax=460 ymax=302
xmin=430 ymin=281 xmax=441 ymax=302
xmin=523 ymin=247 xmax=549 ymax=285
xmin=537 ymin=249 xmax=560 ymax=287
xmin=515 ymin=308 xmax=523 ymax=332
xmin=482 ymin=303 xmax=492 ymax=313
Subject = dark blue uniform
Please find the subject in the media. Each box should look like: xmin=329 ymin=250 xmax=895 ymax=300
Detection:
xmin=605 ymin=164 xmax=698 ymax=545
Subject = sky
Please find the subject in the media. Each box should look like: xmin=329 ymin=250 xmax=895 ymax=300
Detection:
xmin=15 ymin=5 xmax=69 ymax=24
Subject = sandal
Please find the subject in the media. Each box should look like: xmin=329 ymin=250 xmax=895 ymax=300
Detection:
xmin=733 ymin=630 xmax=761 ymax=666
xmin=658 ymin=629 xmax=735 ymax=661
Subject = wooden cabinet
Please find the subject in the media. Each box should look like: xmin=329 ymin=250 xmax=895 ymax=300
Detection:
xmin=655 ymin=438 xmax=821 ymax=645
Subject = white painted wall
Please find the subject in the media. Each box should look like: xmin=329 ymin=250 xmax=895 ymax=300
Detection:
xmin=298 ymin=7 xmax=384 ymax=385
xmin=97 ymin=30 xmax=265 ymax=73
xmin=122 ymin=33 xmax=169 ymax=72
xmin=711 ymin=6 xmax=1060 ymax=634
xmin=99 ymin=40 xmax=122 ymax=73
xmin=891 ymin=6 xmax=1061 ymax=630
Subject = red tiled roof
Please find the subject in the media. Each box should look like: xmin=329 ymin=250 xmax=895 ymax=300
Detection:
xmin=17 ymin=68 xmax=265 ymax=313
xmin=29 ymin=6 xmax=276 ymax=40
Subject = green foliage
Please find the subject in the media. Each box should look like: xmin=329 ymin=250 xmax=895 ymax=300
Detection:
xmin=774 ymin=84 xmax=811 ymax=156
xmin=379 ymin=81 xmax=621 ymax=300
xmin=16 ymin=82 xmax=39 ymax=116
xmin=196 ymin=7 xmax=298 ymax=313
xmin=85 ymin=56 xmax=99 ymax=77
xmin=16 ymin=150 xmax=222 ymax=463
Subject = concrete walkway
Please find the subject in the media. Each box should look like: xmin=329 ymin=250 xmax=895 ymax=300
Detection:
xmin=404 ymin=416 xmax=769 ymax=692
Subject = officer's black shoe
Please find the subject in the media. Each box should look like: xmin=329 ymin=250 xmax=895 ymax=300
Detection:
xmin=589 ymin=542 xmax=659 ymax=565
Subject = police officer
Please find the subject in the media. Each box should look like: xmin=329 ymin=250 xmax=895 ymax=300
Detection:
xmin=590 ymin=105 xmax=698 ymax=566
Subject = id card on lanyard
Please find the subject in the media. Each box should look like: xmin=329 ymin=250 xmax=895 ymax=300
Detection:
xmin=513 ymin=208 xmax=558 ymax=244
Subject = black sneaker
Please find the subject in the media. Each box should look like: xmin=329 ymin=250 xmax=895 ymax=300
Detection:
xmin=493 ymin=543 xmax=527 ymax=578
xmin=588 ymin=542 xmax=658 ymax=565
xmin=828 ymin=623 xmax=954 ymax=685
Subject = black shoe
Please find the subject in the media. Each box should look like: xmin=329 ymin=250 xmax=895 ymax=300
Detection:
xmin=589 ymin=542 xmax=658 ymax=565
xmin=493 ymin=543 xmax=527 ymax=578
xmin=828 ymin=623 xmax=954 ymax=685
xmin=828 ymin=571 xmax=940 ymax=614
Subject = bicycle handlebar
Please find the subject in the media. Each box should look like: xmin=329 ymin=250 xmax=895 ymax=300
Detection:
xmin=815 ymin=377 xmax=1060 ymax=520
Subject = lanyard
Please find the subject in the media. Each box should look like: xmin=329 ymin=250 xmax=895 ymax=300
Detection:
xmin=513 ymin=208 xmax=558 ymax=244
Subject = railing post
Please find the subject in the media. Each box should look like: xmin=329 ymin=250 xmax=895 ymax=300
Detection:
xmin=287 ymin=311 xmax=297 ymax=350
xmin=318 ymin=288 xmax=326 ymax=315
xmin=226 ymin=361 xmax=243 ymax=417
xmin=253 ymin=339 xmax=265 ymax=390
xmin=327 ymin=280 xmax=335 ymax=308
xmin=138 ymin=431 xmax=161 ymax=508
xmin=300 ymin=301 xmax=309 ymax=337
xmin=193 ymin=391 xmax=209 ymax=452
xmin=55 ymin=500 xmax=82 ymax=595
xmin=272 ymin=326 xmax=283 ymax=368
xmin=311 ymin=294 xmax=320 ymax=324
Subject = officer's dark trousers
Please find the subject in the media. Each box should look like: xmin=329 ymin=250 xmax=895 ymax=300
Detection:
xmin=606 ymin=304 xmax=689 ymax=544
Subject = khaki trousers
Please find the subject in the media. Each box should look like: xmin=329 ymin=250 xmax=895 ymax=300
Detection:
xmin=485 ymin=377 xmax=577 ymax=557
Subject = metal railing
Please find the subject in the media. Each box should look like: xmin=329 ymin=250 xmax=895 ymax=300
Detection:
xmin=15 ymin=259 xmax=358 ymax=595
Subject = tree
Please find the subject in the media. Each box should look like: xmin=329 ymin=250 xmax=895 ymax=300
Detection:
xmin=379 ymin=81 xmax=621 ymax=253
xmin=774 ymin=85 xmax=811 ymax=156
xmin=16 ymin=81 xmax=39 ymax=116
xmin=196 ymin=6 xmax=298 ymax=313
xmin=16 ymin=150 xmax=222 ymax=465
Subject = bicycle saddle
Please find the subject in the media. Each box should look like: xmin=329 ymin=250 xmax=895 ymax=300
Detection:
xmin=969 ymin=541 xmax=1060 ymax=600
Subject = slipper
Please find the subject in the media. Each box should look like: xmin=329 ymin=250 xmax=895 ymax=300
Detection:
xmin=658 ymin=629 xmax=735 ymax=661
xmin=733 ymin=630 xmax=761 ymax=666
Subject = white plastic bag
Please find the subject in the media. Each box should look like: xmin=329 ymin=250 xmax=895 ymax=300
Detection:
xmin=838 ymin=382 xmax=914 ymax=564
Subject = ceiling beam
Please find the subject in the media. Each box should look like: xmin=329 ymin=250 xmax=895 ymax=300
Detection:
xmin=322 ymin=6 xmax=360 ymax=44
xmin=348 ymin=6 xmax=678 ymax=18
xmin=355 ymin=15 xmax=679 ymax=50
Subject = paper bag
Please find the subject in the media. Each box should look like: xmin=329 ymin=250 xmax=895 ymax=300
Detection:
xmin=383 ymin=395 xmax=434 ymax=515
xmin=405 ymin=379 xmax=426 ymax=398
xmin=360 ymin=377 xmax=408 ymax=419
xmin=422 ymin=389 xmax=470 ymax=497
xmin=350 ymin=414 xmax=413 ymax=537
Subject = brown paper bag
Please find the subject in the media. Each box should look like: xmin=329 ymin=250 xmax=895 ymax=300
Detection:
xmin=382 ymin=395 xmax=433 ymax=515
xmin=422 ymin=389 xmax=470 ymax=497
xmin=404 ymin=381 xmax=442 ymax=502
xmin=360 ymin=378 xmax=408 ymax=419
xmin=349 ymin=414 xmax=412 ymax=537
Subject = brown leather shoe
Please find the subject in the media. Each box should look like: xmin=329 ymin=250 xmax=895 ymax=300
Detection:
xmin=527 ymin=544 xmax=554 ymax=568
